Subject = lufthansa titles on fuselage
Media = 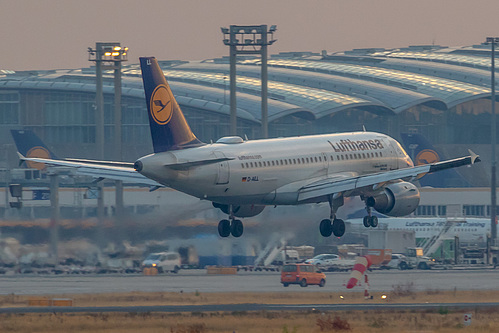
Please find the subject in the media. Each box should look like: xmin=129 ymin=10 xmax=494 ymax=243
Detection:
xmin=328 ymin=139 xmax=384 ymax=152
xmin=238 ymin=155 xmax=262 ymax=160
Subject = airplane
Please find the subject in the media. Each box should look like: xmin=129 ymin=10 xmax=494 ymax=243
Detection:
xmin=349 ymin=217 xmax=489 ymax=244
xmin=16 ymin=57 xmax=481 ymax=239
xmin=11 ymin=129 xmax=162 ymax=186
xmin=400 ymin=133 xmax=472 ymax=187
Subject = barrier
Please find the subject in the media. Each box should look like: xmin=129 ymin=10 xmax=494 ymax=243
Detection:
xmin=206 ymin=266 xmax=237 ymax=275
xmin=28 ymin=298 xmax=73 ymax=307
xmin=143 ymin=267 xmax=158 ymax=275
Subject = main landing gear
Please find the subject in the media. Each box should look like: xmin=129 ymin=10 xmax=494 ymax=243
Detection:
xmin=319 ymin=195 xmax=345 ymax=238
xmin=218 ymin=205 xmax=244 ymax=238
xmin=363 ymin=197 xmax=378 ymax=228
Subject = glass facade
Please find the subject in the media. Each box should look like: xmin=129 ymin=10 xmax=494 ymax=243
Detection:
xmin=0 ymin=45 xmax=496 ymax=188
xmin=0 ymin=92 xmax=19 ymax=125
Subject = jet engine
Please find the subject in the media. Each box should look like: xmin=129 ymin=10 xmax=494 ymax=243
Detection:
xmin=367 ymin=181 xmax=420 ymax=217
xmin=212 ymin=203 xmax=265 ymax=218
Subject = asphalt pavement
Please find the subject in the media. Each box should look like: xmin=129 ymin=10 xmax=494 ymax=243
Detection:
xmin=0 ymin=268 xmax=497 ymax=295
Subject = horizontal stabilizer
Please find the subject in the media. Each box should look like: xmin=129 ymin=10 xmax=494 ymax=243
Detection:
xmin=18 ymin=154 xmax=163 ymax=187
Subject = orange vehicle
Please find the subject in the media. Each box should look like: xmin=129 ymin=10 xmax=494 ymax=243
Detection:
xmin=281 ymin=263 xmax=326 ymax=287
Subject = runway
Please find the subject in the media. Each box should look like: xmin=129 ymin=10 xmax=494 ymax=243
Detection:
xmin=0 ymin=268 xmax=498 ymax=295
xmin=1 ymin=302 xmax=499 ymax=314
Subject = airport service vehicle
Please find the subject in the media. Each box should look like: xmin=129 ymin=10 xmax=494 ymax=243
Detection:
xmin=17 ymin=57 xmax=480 ymax=239
xmin=142 ymin=252 xmax=181 ymax=273
xmin=305 ymin=253 xmax=355 ymax=271
xmin=405 ymin=247 xmax=435 ymax=270
xmin=272 ymin=250 xmax=300 ymax=266
xmin=305 ymin=254 xmax=340 ymax=266
xmin=281 ymin=263 xmax=326 ymax=287
xmin=387 ymin=253 xmax=409 ymax=270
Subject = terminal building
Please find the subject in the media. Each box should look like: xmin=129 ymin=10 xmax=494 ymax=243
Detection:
xmin=0 ymin=44 xmax=497 ymax=223
xmin=0 ymin=44 xmax=495 ymax=184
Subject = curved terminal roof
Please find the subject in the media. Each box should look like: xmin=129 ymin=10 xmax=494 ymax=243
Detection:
xmin=176 ymin=62 xmax=445 ymax=113
xmin=0 ymin=44 xmax=495 ymax=123
xmin=240 ymin=58 xmax=491 ymax=108
xmin=124 ymin=66 xmax=382 ymax=119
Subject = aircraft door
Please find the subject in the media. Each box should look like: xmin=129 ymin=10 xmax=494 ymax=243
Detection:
xmin=213 ymin=151 xmax=230 ymax=184
xmin=321 ymin=152 xmax=329 ymax=175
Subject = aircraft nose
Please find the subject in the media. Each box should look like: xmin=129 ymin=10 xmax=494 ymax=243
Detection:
xmin=134 ymin=160 xmax=143 ymax=172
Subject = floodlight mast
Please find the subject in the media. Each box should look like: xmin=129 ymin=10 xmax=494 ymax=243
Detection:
xmin=221 ymin=25 xmax=277 ymax=138
xmin=87 ymin=42 xmax=128 ymax=247
xmin=485 ymin=37 xmax=499 ymax=246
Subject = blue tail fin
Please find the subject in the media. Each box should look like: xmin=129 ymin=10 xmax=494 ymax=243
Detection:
xmin=140 ymin=57 xmax=204 ymax=153
xmin=400 ymin=133 xmax=470 ymax=187
xmin=10 ymin=129 xmax=58 ymax=170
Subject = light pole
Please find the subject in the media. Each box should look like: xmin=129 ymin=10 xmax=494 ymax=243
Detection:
xmin=221 ymin=25 xmax=277 ymax=138
xmin=485 ymin=37 xmax=499 ymax=244
xmin=88 ymin=43 xmax=128 ymax=246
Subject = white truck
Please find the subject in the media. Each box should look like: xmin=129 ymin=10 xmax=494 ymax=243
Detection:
xmin=142 ymin=252 xmax=181 ymax=273
xmin=404 ymin=247 xmax=435 ymax=270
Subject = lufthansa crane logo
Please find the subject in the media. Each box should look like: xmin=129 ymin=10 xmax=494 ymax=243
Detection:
xmin=415 ymin=149 xmax=439 ymax=165
xmin=26 ymin=146 xmax=50 ymax=170
xmin=150 ymin=84 xmax=173 ymax=125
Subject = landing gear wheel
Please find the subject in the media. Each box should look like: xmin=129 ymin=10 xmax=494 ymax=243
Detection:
xmin=370 ymin=216 xmax=378 ymax=228
xmin=332 ymin=219 xmax=345 ymax=237
xmin=319 ymin=219 xmax=333 ymax=237
xmin=231 ymin=219 xmax=244 ymax=238
xmin=218 ymin=219 xmax=231 ymax=237
xmin=363 ymin=216 xmax=370 ymax=228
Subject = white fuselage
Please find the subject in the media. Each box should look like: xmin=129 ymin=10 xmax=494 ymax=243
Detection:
xmin=137 ymin=132 xmax=413 ymax=205
xmin=349 ymin=217 xmax=490 ymax=243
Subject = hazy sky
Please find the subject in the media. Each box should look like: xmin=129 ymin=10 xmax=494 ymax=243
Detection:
xmin=2 ymin=0 xmax=499 ymax=71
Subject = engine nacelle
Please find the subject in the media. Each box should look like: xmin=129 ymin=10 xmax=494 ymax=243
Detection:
xmin=213 ymin=203 xmax=265 ymax=218
xmin=368 ymin=181 xmax=420 ymax=217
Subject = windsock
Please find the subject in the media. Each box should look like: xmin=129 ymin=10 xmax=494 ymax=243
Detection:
xmin=346 ymin=256 xmax=372 ymax=289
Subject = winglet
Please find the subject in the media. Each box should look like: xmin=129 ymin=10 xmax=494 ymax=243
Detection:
xmin=468 ymin=149 xmax=481 ymax=164
xmin=17 ymin=152 xmax=26 ymax=167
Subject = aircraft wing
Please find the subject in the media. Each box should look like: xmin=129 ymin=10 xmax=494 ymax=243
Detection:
xmin=18 ymin=154 xmax=162 ymax=187
xmin=298 ymin=151 xmax=480 ymax=202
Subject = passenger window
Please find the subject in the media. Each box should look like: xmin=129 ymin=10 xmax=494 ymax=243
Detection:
xmin=258 ymin=162 xmax=262 ymax=167
xmin=241 ymin=163 xmax=245 ymax=168
xmin=250 ymin=162 xmax=254 ymax=168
